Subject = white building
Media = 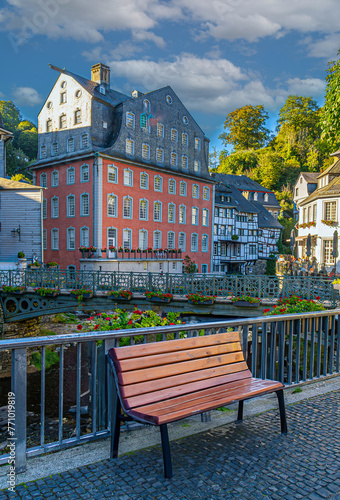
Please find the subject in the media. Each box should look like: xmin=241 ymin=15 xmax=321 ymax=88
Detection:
xmin=295 ymin=158 xmax=340 ymax=271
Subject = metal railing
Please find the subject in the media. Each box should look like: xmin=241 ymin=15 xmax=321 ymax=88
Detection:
xmin=0 ymin=270 xmax=336 ymax=305
xmin=0 ymin=309 xmax=339 ymax=473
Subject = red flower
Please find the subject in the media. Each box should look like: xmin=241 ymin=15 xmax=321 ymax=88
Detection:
xmin=77 ymin=324 xmax=83 ymax=330
xmin=105 ymin=317 xmax=110 ymax=321
xmin=97 ymin=313 xmax=102 ymax=316
xmin=94 ymin=325 xmax=99 ymax=330
xmin=128 ymin=320 xmax=133 ymax=325
xmin=315 ymin=296 xmax=320 ymax=300
xmin=88 ymin=316 xmax=94 ymax=320
xmin=273 ymin=305 xmax=277 ymax=308
xmin=169 ymin=322 xmax=175 ymax=325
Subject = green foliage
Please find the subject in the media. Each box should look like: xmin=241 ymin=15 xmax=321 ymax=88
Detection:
xmin=11 ymin=173 xmax=32 ymax=183
xmin=31 ymin=348 xmax=59 ymax=371
xmin=0 ymin=100 xmax=37 ymax=176
xmin=266 ymin=258 xmax=276 ymax=276
xmin=263 ymin=295 xmax=325 ymax=315
xmin=52 ymin=313 xmax=77 ymax=324
xmin=218 ymin=149 xmax=258 ymax=174
xmin=217 ymin=407 xmax=232 ymax=412
xmin=292 ymin=387 xmax=302 ymax=394
xmin=321 ymin=50 xmax=340 ymax=151
xmin=219 ymin=105 xmax=270 ymax=151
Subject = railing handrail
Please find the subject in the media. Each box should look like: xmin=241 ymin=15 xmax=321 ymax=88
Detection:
xmin=1 ymin=308 xmax=338 ymax=350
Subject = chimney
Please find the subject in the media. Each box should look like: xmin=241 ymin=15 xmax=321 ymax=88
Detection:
xmin=91 ymin=63 xmax=110 ymax=88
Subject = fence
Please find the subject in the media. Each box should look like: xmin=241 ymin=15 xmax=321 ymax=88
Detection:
xmin=0 ymin=309 xmax=339 ymax=473
xmin=0 ymin=270 xmax=336 ymax=304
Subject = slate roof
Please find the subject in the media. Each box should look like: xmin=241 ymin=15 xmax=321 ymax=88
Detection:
xmin=0 ymin=178 xmax=43 ymax=190
xmin=250 ymin=201 xmax=283 ymax=229
xmin=213 ymin=173 xmax=272 ymax=192
xmin=317 ymin=158 xmax=340 ymax=178
xmin=300 ymin=172 xmax=318 ymax=182
xmin=300 ymin=175 xmax=340 ymax=206
xmin=215 ymin=182 xmax=259 ymax=213
xmin=49 ymin=65 xmax=130 ymax=106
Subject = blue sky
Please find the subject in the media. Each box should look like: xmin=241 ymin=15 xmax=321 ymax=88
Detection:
xmin=1 ymin=0 xmax=340 ymax=151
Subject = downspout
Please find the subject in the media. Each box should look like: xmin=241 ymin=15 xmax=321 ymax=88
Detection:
xmin=211 ymin=183 xmax=215 ymax=273
xmin=93 ymin=153 xmax=99 ymax=254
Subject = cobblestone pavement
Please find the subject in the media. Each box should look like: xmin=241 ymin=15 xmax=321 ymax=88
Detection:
xmin=1 ymin=390 xmax=339 ymax=500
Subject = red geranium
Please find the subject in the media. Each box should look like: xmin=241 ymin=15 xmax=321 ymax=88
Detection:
xmin=94 ymin=325 xmax=99 ymax=330
xmin=77 ymin=324 xmax=82 ymax=330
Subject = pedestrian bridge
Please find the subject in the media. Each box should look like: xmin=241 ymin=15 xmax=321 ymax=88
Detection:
xmin=0 ymin=270 xmax=337 ymax=323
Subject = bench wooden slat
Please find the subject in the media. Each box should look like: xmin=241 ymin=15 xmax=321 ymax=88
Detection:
xmin=129 ymin=379 xmax=283 ymax=425
xmin=119 ymin=361 xmax=250 ymax=399
xmin=116 ymin=341 xmax=242 ymax=372
xmin=124 ymin=369 xmax=250 ymax=409
xmin=112 ymin=332 xmax=240 ymax=360
xmin=116 ymin=351 xmax=245 ymax=386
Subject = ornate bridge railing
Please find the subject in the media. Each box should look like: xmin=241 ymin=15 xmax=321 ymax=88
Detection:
xmin=1 ymin=309 xmax=339 ymax=473
xmin=0 ymin=270 xmax=336 ymax=304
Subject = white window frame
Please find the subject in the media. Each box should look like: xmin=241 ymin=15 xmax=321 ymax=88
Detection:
xmin=81 ymin=164 xmax=89 ymax=183
xmin=178 ymin=232 xmax=186 ymax=252
xmin=67 ymin=167 xmax=75 ymax=185
xmin=51 ymin=228 xmax=59 ymax=250
xmin=194 ymin=160 xmax=200 ymax=172
xmin=81 ymin=134 xmax=88 ymax=149
xmin=156 ymin=148 xmax=164 ymax=163
xmin=142 ymin=143 xmax=150 ymax=159
xmin=51 ymin=142 xmax=58 ymax=157
xmin=192 ymin=184 xmax=199 ymax=199
xmin=59 ymin=114 xmax=67 ymax=129
xmin=51 ymin=196 xmax=59 ymax=219
xmin=182 ymin=155 xmax=188 ymax=170
xmin=202 ymin=208 xmax=209 ymax=227
xmin=67 ymin=194 xmax=75 ymax=218
xmin=74 ymin=109 xmax=81 ymax=125
xmin=191 ymin=233 xmax=198 ymax=252
xmin=182 ymin=133 xmax=188 ymax=147
xmin=157 ymin=123 xmax=164 ymax=138
xmin=40 ymin=145 xmax=47 ymax=159
xmin=139 ymin=198 xmax=149 ymax=221
xmin=154 ymin=175 xmax=163 ymax=192
xmin=42 ymin=198 xmax=47 ymax=219
xmin=123 ymin=196 xmax=133 ymax=219
xmin=67 ymin=227 xmax=75 ymax=251
xmin=140 ymin=172 xmax=149 ymax=190
xmin=203 ymin=186 xmax=210 ymax=201
xmin=168 ymin=203 xmax=175 ymax=223
xmin=107 ymin=193 xmax=117 ymax=218
xmin=126 ymin=139 xmax=134 ymax=155
xmin=167 ymin=231 xmax=175 ymax=249
xmin=171 ymin=152 xmax=177 ymax=167
xmin=168 ymin=179 xmax=176 ymax=195
xmin=179 ymin=204 xmax=186 ymax=224
xmin=153 ymin=201 xmax=162 ymax=222
xmin=123 ymin=168 xmax=133 ymax=187
xmin=80 ymin=192 xmax=89 ymax=217
xmin=46 ymin=119 xmax=52 ymax=133
xmin=108 ymin=164 xmax=118 ymax=184
xmin=40 ymin=173 xmax=47 ymax=188
xmin=67 ymin=137 xmax=75 ymax=153
xmin=51 ymin=170 xmax=59 ymax=188
xmin=202 ymin=233 xmax=209 ymax=252
xmin=191 ymin=206 xmax=198 ymax=225
xmin=171 ymin=128 xmax=178 ymax=142
xmin=195 ymin=137 xmax=201 ymax=150
xmin=139 ymin=229 xmax=148 ymax=251
xmin=80 ymin=226 xmax=89 ymax=248
xmin=153 ymin=230 xmax=162 ymax=249
xmin=107 ymin=227 xmax=117 ymax=255
xmin=123 ymin=228 xmax=132 ymax=250
xmin=180 ymin=181 xmax=187 ymax=196
xmin=126 ymin=112 xmax=135 ymax=128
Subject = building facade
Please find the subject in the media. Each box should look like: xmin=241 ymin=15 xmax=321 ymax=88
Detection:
xmin=31 ymin=63 xmax=215 ymax=272
xmin=294 ymin=157 xmax=340 ymax=271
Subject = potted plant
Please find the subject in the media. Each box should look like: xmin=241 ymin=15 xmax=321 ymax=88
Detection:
xmin=79 ymin=245 xmax=89 ymax=258
xmin=70 ymin=288 xmax=94 ymax=303
xmin=145 ymin=290 xmax=173 ymax=303
xmin=231 ymin=295 xmax=261 ymax=307
xmin=28 ymin=261 xmax=41 ymax=270
xmin=186 ymin=293 xmax=216 ymax=305
xmin=46 ymin=261 xmax=59 ymax=269
xmin=101 ymin=248 xmax=107 ymax=256
xmin=108 ymin=246 xmax=117 ymax=258
xmin=107 ymin=289 xmax=133 ymax=301
xmin=1 ymin=285 xmax=26 ymax=294
xmin=35 ymin=287 xmax=60 ymax=297
xmin=17 ymin=251 xmax=25 ymax=259
xmin=231 ymin=234 xmax=239 ymax=240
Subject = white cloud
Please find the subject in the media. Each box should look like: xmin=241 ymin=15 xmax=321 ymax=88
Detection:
xmin=306 ymin=34 xmax=340 ymax=58
xmin=106 ymin=54 xmax=325 ymax=115
xmin=12 ymin=87 xmax=42 ymax=106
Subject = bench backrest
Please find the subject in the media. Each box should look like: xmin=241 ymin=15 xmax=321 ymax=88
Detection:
xmin=109 ymin=331 xmax=251 ymax=412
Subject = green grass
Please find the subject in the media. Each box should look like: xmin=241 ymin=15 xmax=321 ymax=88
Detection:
xmin=181 ymin=423 xmax=191 ymax=428
xmin=217 ymin=407 xmax=233 ymax=412
xmin=40 ymin=328 xmax=57 ymax=336
xmin=30 ymin=348 xmax=59 ymax=370
xmin=52 ymin=313 xmax=77 ymax=324
xmin=292 ymin=387 xmax=302 ymax=394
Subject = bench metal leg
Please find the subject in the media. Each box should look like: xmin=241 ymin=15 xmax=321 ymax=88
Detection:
xmin=276 ymin=389 xmax=288 ymax=435
xmin=160 ymin=424 xmax=173 ymax=479
xmin=110 ymin=394 xmax=121 ymax=459
xmin=237 ymin=400 xmax=244 ymax=422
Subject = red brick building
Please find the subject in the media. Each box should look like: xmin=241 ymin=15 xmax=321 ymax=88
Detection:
xmin=32 ymin=63 xmax=215 ymax=272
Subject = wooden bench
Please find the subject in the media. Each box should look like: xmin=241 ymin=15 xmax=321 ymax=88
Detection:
xmin=107 ymin=331 xmax=287 ymax=478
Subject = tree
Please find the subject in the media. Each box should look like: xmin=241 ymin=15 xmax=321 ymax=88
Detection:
xmin=219 ymin=105 xmax=270 ymax=151
xmin=278 ymin=95 xmax=319 ymax=132
xmin=218 ymin=149 xmax=258 ymax=175
xmin=0 ymin=101 xmax=21 ymax=131
xmin=183 ymin=255 xmax=197 ymax=274
xmin=321 ymin=49 xmax=340 ymax=151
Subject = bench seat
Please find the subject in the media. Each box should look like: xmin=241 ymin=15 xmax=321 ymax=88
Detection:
xmin=108 ymin=331 xmax=287 ymax=478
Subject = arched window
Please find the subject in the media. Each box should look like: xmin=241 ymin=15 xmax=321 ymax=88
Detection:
xmin=153 ymin=230 xmax=161 ymax=249
xmin=67 ymin=167 xmax=75 ymax=184
xmin=139 ymin=229 xmax=148 ymax=250
xmin=154 ymin=175 xmax=163 ymax=192
xmin=80 ymin=226 xmax=89 ymax=247
xmin=140 ymin=172 xmax=149 ymax=189
xmin=67 ymin=227 xmax=75 ymax=250
xmin=123 ymin=196 xmax=132 ymax=218
xmin=107 ymin=194 xmax=117 ymax=217
xmin=168 ymin=203 xmax=175 ymax=223
xmin=178 ymin=232 xmax=185 ymax=251
xmin=139 ymin=199 xmax=148 ymax=220
xmin=74 ymin=109 xmax=82 ymax=124
xmin=153 ymin=201 xmax=162 ymax=222
xmin=67 ymin=195 xmax=75 ymax=217
xmin=167 ymin=231 xmax=175 ymax=249
xmin=191 ymin=233 xmax=198 ymax=252
xmin=67 ymin=137 xmax=74 ymax=153
xmin=59 ymin=114 xmax=67 ymax=129
xmin=81 ymin=193 xmax=89 ymax=216
xmin=46 ymin=119 xmax=52 ymax=133
xmin=179 ymin=205 xmax=186 ymax=224
xmin=51 ymin=196 xmax=59 ymax=218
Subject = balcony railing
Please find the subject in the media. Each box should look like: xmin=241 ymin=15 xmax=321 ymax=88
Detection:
xmin=81 ymin=249 xmax=182 ymax=260
xmin=0 ymin=309 xmax=339 ymax=473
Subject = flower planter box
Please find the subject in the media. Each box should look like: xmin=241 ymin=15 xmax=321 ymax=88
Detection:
xmin=29 ymin=266 xmax=41 ymax=270
xmin=188 ymin=299 xmax=214 ymax=306
xmin=47 ymin=265 xmax=58 ymax=270
xmin=149 ymin=297 xmax=172 ymax=303
xmin=108 ymin=295 xmax=132 ymax=301
xmin=233 ymin=300 xmax=260 ymax=308
xmin=83 ymin=293 xmax=93 ymax=299
xmin=11 ymin=289 xmax=26 ymax=295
